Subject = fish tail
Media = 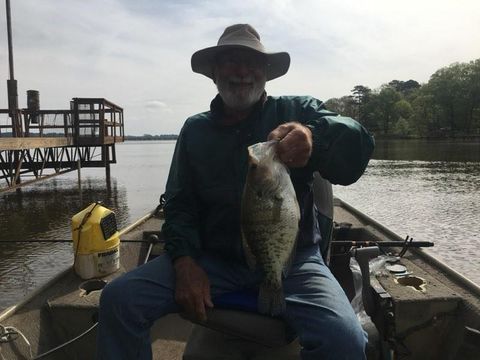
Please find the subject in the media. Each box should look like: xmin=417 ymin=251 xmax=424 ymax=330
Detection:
xmin=258 ymin=282 xmax=286 ymax=316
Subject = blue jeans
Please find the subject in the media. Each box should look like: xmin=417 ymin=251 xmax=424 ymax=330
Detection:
xmin=96 ymin=245 xmax=367 ymax=359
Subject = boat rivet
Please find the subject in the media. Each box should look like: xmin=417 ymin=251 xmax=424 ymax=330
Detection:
xmin=386 ymin=264 xmax=407 ymax=273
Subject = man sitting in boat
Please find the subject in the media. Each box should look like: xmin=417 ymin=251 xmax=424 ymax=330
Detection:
xmin=96 ymin=24 xmax=375 ymax=360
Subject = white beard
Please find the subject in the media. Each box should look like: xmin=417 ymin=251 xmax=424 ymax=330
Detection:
xmin=216 ymin=75 xmax=266 ymax=111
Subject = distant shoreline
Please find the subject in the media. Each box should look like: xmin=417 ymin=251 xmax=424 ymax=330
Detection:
xmin=124 ymin=135 xmax=178 ymax=141
xmin=123 ymin=134 xmax=480 ymax=142
xmin=373 ymin=134 xmax=480 ymax=141
xmin=0 ymin=133 xmax=475 ymax=142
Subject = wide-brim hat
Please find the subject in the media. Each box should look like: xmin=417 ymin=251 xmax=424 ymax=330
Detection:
xmin=191 ymin=24 xmax=290 ymax=81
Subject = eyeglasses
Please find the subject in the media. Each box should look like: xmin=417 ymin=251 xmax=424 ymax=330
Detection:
xmin=215 ymin=52 xmax=268 ymax=70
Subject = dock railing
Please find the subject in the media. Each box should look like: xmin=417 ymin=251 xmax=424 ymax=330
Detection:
xmin=72 ymin=98 xmax=124 ymax=146
xmin=0 ymin=98 xmax=124 ymax=192
xmin=0 ymin=98 xmax=124 ymax=147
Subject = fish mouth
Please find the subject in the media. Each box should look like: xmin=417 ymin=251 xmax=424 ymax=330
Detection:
xmin=247 ymin=141 xmax=279 ymax=169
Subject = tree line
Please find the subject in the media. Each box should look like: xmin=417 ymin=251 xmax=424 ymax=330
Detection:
xmin=125 ymin=134 xmax=178 ymax=140
xmin=325 ymin=58 xmax=480 ymax=138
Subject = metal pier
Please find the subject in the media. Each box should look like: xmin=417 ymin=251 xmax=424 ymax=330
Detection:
xmin=0 ymin=98 xmax=124 ymax=192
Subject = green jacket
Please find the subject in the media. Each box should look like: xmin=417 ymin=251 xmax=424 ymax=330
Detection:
xmin=162 ymin=94 xmax=374 ymax=263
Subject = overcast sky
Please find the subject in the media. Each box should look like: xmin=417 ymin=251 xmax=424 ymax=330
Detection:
xmin=1 ymin=0 xmax=479 ymax=135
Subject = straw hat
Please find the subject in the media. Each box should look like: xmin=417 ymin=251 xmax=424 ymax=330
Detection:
xmin=191 ymin=24 xmax=290 ymax=81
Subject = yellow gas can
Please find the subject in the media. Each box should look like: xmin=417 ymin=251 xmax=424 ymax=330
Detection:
xmin=72 ymin=203 xmax=120 ymax=279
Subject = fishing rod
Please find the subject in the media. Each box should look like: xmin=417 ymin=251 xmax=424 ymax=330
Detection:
xmin=331 ymin=240 xmax=434 ymax=248
xmin=0 ymin=237 xmax=163 ymax=244
xmin=2 ymin=238 xmax=431 ymax=247
xmin=332 ymin=236 xmax=433 ymax=258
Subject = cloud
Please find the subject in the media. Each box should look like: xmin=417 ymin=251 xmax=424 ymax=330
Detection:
xmin=145 ymin=100 xmax=174 ymax=115
xmin=145 ymin=100 xmax=168 ymax=109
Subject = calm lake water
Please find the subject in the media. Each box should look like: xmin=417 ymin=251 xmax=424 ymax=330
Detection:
xmin=0 ymin=139 xmax=479 ymax=311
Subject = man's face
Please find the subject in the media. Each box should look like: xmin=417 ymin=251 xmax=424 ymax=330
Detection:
xmin=214 ymin=49 xmax=267 ymax=111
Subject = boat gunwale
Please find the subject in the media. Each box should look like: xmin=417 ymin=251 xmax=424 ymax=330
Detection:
xmin=118 ymin=209 xmax=157 ymax=237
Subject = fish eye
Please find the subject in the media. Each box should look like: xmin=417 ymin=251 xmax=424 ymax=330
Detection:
xmin=250 ymin=163 xmax=258 ymax=170
xmin=256 ymin=191 xmax=263 ymax=198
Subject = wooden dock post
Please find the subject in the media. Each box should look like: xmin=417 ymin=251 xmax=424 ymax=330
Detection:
xmin=77 ymin=159 xmax=82 ymax=190
xmin=77 ymin=158 xmax=82 ymax=202
xmin=104 ymin=145 xmax=111 ymax=185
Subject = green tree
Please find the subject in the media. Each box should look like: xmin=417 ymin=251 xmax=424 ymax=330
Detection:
xmin=410 ymin=90 xmax=439 ymax=136
xmin=464 ymin=59 xmax=480 ymax=133
xmin=394 ymin=99 xmax=413 ymax=119
xmin=351 ymin=85 xmax=372 ymax=123
xmin=326 ymin=57 xmax=480 ymax=138
xmin=370 ymin=87 xmax=402 ymax=135
xmin=388 ymin=79 xmax=421 ymax=96
xmin=393 ymin=117 xmax=411 ymax=136
xmin=426 ymin=62 xmax=471 ymax=133
xmin=392 ymin=99 xmax=414 ymax=136
xmin=324 ymin=96 xmax=356 ymax=118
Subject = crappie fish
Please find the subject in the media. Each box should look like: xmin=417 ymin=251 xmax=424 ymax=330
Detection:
xmin=241 ymin=140 xmax=300 ymax=316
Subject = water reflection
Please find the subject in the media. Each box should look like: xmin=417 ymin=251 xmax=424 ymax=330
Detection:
xmin=0 ymin=242 xmax=72 ymax=308
xmin=374 ymin=139 xmax=480 ymax=162
xmin=0 ymin=177 xmax=129 ymax=241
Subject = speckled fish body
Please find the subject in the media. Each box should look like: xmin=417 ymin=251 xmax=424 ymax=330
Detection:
xmin=241 ymin=140 xmax=300 ymax=316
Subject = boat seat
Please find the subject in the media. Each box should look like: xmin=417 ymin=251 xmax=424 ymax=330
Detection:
xmin=182 ymin=293 xmax=300 ymax=360
xmin=182 ymin=264 xmax=380 ymax=360
xmin=182 ymin=289 xmax=295 ymax=347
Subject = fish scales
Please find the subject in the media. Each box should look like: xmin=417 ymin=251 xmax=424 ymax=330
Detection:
xmin=241 ymin=140 xmax=300 ymax=316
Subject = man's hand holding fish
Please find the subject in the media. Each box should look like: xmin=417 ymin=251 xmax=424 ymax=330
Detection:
xmin=268 ymin=121 xmax=313 ymax=168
